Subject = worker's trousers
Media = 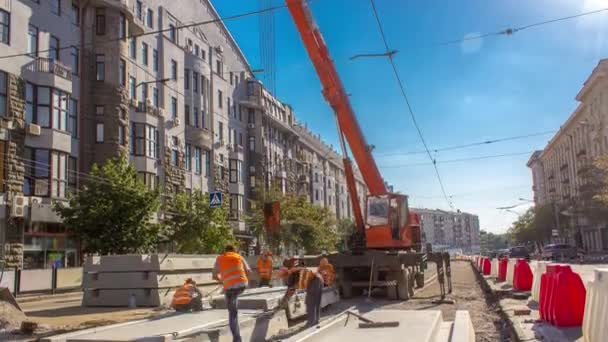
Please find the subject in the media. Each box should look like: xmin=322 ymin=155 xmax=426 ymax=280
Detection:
xmin=225 ymin=287 xmax=245 ymax=342
xmin=305 ymin=276 xmax=323 ymax=326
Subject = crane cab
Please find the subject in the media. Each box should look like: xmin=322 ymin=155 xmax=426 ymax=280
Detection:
xmin=365 ymin=193 xmax=421 ymax=250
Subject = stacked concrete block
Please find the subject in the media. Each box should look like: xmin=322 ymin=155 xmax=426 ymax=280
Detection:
xmin=82 ymin=254 xmax=285 ymax=307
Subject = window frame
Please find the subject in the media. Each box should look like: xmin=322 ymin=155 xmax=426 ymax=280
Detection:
xmin=27 ymin=24 xmax=38 ymax=57
xmin=0 ymin=71 xmax=7 ymax=118
xmin=95 ymin=54 xmax=105 ymax=81
xmin=95 ymin=123 xmax=104 ymax=143
xmin=0 ymin=9 xmax=10 ymax=45
xmin=95 ymin=8 xmax=105 ymax=35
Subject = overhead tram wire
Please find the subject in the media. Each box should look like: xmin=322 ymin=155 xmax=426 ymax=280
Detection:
xmin=368 ymin=0 xmax=454 ymax=209
xmin=379 ymin=151 xmax=534 ymax=168
xmin=376 ymin=130 xmax=556 ymax=157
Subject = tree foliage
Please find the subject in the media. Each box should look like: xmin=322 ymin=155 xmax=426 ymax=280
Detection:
xmin=578 ymin=155 xmax=608 ymax=223
xmin=247 ymin=189 xmax=338 ymax=255
xmin=54 ymin=155 xmax=162 ymax=255
xmin=163 ymin=190 xmax=235 ymax=254
xmin=508 ymin=204 xmax=554 ymax=245
xmin=479 ymin=230 xmax=509 ymax=255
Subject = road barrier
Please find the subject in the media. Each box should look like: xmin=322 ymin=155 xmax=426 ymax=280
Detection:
xmin=582 ymin=268 xmax=608 ymax=342
xmin=491 ymin=258 xmax=499 ymax=277
xmin=498 ymin=258 xmax=508 ymax=282
xmin=482 ymin=258 xmax=491 ymax=275
xmin=531 ymin=261 xmax=549 ymax=302
xmin=506 ymin=259 xmax=516 ymax=285
xmin=0 ymin=267 xmax=82 ymax=295
xmin=513 ymin=259 xmax=533 ymax=291
xmin=539 ymin=264 xmax=586 ymax=327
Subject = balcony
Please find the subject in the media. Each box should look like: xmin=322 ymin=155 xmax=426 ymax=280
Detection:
xmin=228 ymin=144 xmax=245 ymax=159
xmin=90 ymin=0 xmax=145 ymax=35
xmin=185 ymin=126 xmax=212 ymax=149
xmin=22 ymin=58 xmax=72 ymax=93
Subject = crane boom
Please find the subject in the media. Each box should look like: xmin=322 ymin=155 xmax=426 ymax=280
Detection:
xmin=285 ymin=0 xmax=387 ymax=196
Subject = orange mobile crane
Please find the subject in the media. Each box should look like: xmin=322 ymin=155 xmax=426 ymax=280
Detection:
xmin=285 ymin=0 xmax=452 ymax=299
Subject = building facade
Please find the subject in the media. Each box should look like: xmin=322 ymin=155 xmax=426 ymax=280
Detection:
xmin=414 ymin=208 xmax=480 ymax=254
xmin=528 ymin=59 xmax=608 ymax=252
xmin=0 ymin=0 xmax=367 ymax=268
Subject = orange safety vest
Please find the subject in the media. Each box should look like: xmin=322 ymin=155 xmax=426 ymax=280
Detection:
xmin=257 ymin=257 xmax=273 ymax=280
xmin=296 ymin=269 xmax=319 ymax=290
xmin=318 ymin=264 xmax=335 ymax=286
xmin=171 ymin=283 xmax=195 ymax=307
xmin=217 ymin=252 xmax=248 ymax=290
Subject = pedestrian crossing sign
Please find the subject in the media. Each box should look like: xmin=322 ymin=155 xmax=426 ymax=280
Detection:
xmin=209 ymin=192 xmax=222 ymax=208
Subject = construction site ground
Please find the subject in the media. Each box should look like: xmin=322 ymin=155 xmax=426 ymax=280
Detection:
xmin=3 ymin=261 xmax=510 ymax=341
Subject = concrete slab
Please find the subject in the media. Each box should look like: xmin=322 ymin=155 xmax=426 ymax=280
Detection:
xmin=42 ymin=309 xmax=288 ymax=342
xmin=82 ymin=271 xmax=216 ymax=289
xmin=283 ymin=310 xmax=446 ymax=342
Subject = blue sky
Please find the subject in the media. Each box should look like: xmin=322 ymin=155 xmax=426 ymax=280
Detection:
xmin=212 ymin=0 xmax=608 ymax=233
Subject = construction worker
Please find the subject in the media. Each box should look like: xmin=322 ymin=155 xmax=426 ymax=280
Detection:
xmin=171 ymin=278 xmax=203 ymax=312
xmin=278 ymin=258 xmax=297 ymax=286
xmin=212 ymin=245 xmax=251 ymax=342
xmin=318 ymin=257 xmax=335 ymax=287
xmin=279 ymin=266 xmax=324 ymax=327
xmin=256 ymin=251 xmax=273 ymax=287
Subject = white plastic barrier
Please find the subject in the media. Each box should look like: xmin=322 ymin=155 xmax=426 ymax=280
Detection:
xmin=491 ymin=258 xmax=499 ymax=277
xmin=506 ymin=259 xmax=516 ymax=286
xmin=531 ymin=261 xmax=550 ymax=302
xmin=582 ymin=268 xmax=608 ymax=342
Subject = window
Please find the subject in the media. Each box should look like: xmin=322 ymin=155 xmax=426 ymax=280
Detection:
xmin=51 ymin=152 xmax=67 ymax=198
xmin=229 ymin=194 xmax=243 ymax=220
xmin=146 ymin=9 xmax=153 ymax=28
xmin=141 ymin=42 xmax=148 ymax=66
xmin=171 ymin=60 xmax=177 ymax=80
xmin=131 ymin=123 xmax=158 ymax=158
xmin=69 ymin=99 xmax=77 ymax=137
xmin=249 ymin=136 xmax=255 ymax=151
xmin=96 ymin=123 xmax=104 ymax=142
xmin=36 ymin=87 xmax=50 ymax=127
xmin=194 ymin=44 xmax=199 ymax=57
xmin=193 ymin=72 xmax=198 ymax=92
xmin=204 ymin=150 xmax=210 ymax=176
xmin=171 ymin=97 xmax=177 ymax=119
xmin=153 ymin=49 xmax=158 ymax=71
xmin=168 ymin=23 xmax=176 ymax=42
xmin=71 ymin=3 xmax=80 ymax=27
xmin=218 ymin=121 xmax=224 ymax=143
xmin=229 ymin=159 xmax=242 ymax=183
xmin=48 ymin=36 xmax=60 ymax=61
xmin=24 ymin=148 xmax=50 ymax=197
xmin=215 ymin=59 xmax=223 ymax=75
xmin=315 ymin=190 xmax=319 ymax=201
xmin=28 ymin=25 xmax=38 ymax=57
xmin=235 ymin=75 xmax=239 ymax=85
xmin=137 ymin=172 xmax=158 ymax=190
xmin=129 ymin=38 xmax=136 ymax=59
xmin=201 ymin=48 xmax=206 ymax=60
xmin=141 ymin=84 xmax=147 ymax=101
xmin=218 ymin=90 xmax=223 ymax=108
xmin=248 ymin=108 xmax=255 ymax=124
xmin=95 ymin=54 xmax=104 ymax=80
xmin=192 ymin=106 xmax=198 ymax=127
xmin=185 ymin=144 xmax=191 ymax=171
xmin=0 ymin=72 xmax=6 ymax=117
xmin=50 ymin=0 xmax=60 ymax=16
xmin=230 ymin=72 xmax=235 ymax=85
xmin=119 ymin=13 xmax=126 ymax=39
xmin=171 ymin=137 xmax=179 ymax=166
xmin=184 ymin=69 xmax=190 ymax=89
xmin=239 ymin=133 xmax=243 ymax=146
xmin=119 ymin=59 xmax=126 ymax=86
xmin=68 ymin=157 xmax=77 ymax=195
xmin=238 ymin=105 xmax=242 ymax=121
xmin=95 ymin=8 xmax=105 ymax=35
xmin=129 ymin=76 xmax=136 ymax=99
xmin=136 ymin=1 xmax=143 ymax=20
xmin=52 ymin=90 xmax=69 ymax=131
xmin=185 ymin=104 xmax=190 ymax=126
xmin=0 ymin=9 xmax=10 ymax=45
xmin=201 ymin=108 xmax=205 ymax=129
xmin=70 ymin=47 xmax=79 ymax=76
xmin=194 ymin=147 xmax=201 ymax=174
xmin=153 ymin=87 xmax=159 ymax=107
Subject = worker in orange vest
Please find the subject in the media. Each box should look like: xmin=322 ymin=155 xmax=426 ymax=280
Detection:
xmin=256 ymin=251 xmax=273 ymax=287
xmin=318 ymin=257 xmax=335 ymax=287
xmin=171 ymin=278 xmax=203 ymax=312
xmin=212 ymin=245 xmax=251 ymax=342
xmin=278 ymin=257 xmax=298 ymax=285
xmin=279 ymin=266 xmax=324 ymax=327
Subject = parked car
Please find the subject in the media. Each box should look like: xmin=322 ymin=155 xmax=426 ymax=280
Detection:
xmin=508 ymin=246 xmax=530 ymax=260
xmin=542 ymin=244 xmax=579 ymax=260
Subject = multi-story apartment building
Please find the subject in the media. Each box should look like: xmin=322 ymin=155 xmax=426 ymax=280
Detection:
xmin=414 ymin=208 xmax=480 ymax=254
xmin=528 ymin=59 xmax=608 ymax=252
xmin=0 ymin=0 xmax=369 ymax=268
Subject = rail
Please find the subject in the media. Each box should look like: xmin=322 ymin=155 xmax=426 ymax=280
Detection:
xmin=26 ymin=58 xmax=73 ymax=81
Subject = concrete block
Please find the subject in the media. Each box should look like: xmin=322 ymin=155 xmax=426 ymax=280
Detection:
xmin=84 ymin=254 xmax=218 ymax=273
xmin=20 ymin=269 xmax=52 ymax=292
xmin=582 ymin=268 xmax=608 ymax=342
xmin=506 ymin=259 xmax=516 ymax=286
xmin=491 ymin=258 xmax=499 ymax=277
xmin=82 ymin=271 xmax=216 ymax=289
xmin=56 ymin=268 xmax=82 ymax=289
xmin=451 ymin=311 xmax=475 ymax=342
xmin=83 ymin=284 xmax=219 ymax=307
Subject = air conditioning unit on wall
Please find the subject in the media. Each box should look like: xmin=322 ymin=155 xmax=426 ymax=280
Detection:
xmin=11 ymin=195 xmax=26 ymax=217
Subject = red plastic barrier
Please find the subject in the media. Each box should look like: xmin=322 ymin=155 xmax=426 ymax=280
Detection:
xmin=482 ymin=258 xmax=491 ymax=275
xmin=513 ymin=259 xmax=533 ymax=291
xmin=540 ymin=264 xmax=569 ymax=323
xmin=497 ymin=258 xmax=508 ymax=282
xmin=551 ymin=268 xmax=586 ymax=327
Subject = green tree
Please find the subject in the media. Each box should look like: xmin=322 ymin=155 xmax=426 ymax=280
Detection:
xmin=579 ymin=155 xmax=608 ymax=223
xmin=479 ymin=230 xmax=509 ymax=255
xmin=507 ymin=205 xmax=554 ymax=245
xmin=163 ymin=190 xmax=235 ymax=254
xmin=54 ymin=155 xmax=161 ymax=254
